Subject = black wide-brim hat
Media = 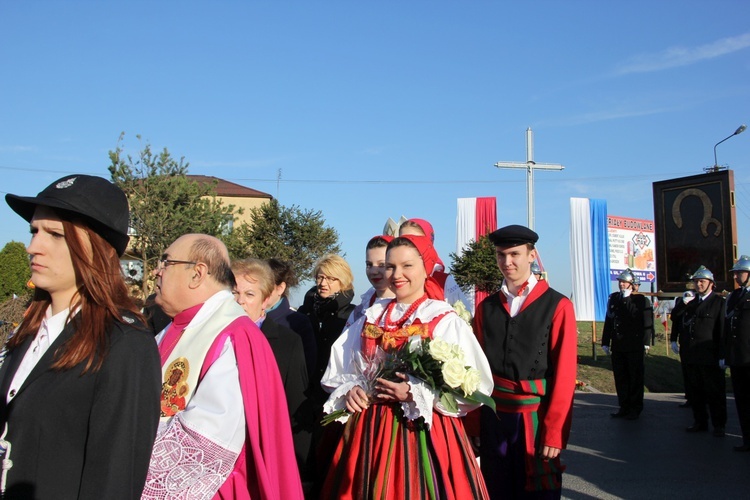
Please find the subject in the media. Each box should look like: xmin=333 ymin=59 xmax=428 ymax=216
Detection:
xmin=6 ymin=174 xmax=130 ymax=256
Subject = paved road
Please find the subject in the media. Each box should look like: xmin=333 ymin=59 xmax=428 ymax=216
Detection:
xmin=562 ymin=392 xmax=749 ymax=499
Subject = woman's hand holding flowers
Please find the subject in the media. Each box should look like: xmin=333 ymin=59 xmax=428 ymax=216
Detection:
xmin=375 ymin=372 xmax=412 ymax=402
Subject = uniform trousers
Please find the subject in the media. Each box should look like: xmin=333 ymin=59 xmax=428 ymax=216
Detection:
xmin=686 ymin=363 xmax=727 ymax=428
xmin=611 ymin=350 xmax=644 ymax=416
xmin=679 ymin=352 xmax=694 ymax=403
xmin=730 ymin=365 xmax=750 ymax=444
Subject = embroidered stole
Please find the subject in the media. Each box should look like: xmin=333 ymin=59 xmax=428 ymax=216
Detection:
xmin=159 ymin=298 xmax=244 ymax=421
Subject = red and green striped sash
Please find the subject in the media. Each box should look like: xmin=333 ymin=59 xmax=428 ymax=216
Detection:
xmin=491 ymin=375 xmax=564 ymax=492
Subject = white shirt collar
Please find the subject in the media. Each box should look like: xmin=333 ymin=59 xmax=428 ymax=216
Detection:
xmin=44 ymin=306 xmax=72 ymax=345
xmin=501 ymin=273 xmax=538 ymax=299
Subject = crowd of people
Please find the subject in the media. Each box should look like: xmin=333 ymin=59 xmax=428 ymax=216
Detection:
xmin=3 ymin=172 xmax=748 ymax=500
xmin=30 ymin=171 xmax=750 ymax=498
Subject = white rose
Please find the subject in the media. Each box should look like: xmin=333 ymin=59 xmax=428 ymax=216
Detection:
xmin=452 ymin=300 xmax=473 ymax=325
xmin=460 ymin=367 xmax=481 ymax=397
xmin=442 ymin=358 xmax=466 ymax=388
xmin=450 ymin=343 xmax=466 ymax=363
xmin=429 ymin=339 xmax=453 ymax=363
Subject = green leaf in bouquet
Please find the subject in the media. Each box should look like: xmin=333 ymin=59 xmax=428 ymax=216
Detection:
xmin=461 ymin=390 xmax=496 ymax=412
xmin=440 ymin=392 xmax=459 ymax=413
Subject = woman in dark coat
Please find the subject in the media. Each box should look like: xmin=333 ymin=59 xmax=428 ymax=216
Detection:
xmin=231 ymin=258 xmax=312 ymax=480
xmin=297 ymin=254 xmax=356 ymax=393
xmin=0 ymin=174 xmax=161 ymax=499
xmin=266 ymin=258 xmax=316 ymax=381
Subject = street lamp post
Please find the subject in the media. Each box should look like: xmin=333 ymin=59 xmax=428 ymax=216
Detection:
xmin=710 ymin=124 xmax=747 ymax=171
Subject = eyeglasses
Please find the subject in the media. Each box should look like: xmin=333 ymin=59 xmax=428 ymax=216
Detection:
xmin=157 ymin=258 xmax=197 ymax=271
xmin=315 ymin=274 xmax=340 ymax=284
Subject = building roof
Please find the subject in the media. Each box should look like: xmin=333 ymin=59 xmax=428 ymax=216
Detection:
xmin=187 ymin=175 xmax=273 ymax=199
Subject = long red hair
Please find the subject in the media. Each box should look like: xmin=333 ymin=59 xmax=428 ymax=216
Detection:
xmin=9 ymin=214 xmax=144 ymax=373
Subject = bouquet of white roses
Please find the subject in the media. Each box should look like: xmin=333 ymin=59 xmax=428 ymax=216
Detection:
xmin=322 ymin=337 xmax=494 ymax=425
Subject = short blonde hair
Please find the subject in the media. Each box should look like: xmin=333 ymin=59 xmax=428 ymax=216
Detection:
xmin=314 ymin=254 xmax=354 ymax=291
xmin=230 ymin=258 xmax=275 ymax=300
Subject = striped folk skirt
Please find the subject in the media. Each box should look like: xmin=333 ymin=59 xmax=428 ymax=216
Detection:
xmin=321 ymin=403 xmax=488 ymax=500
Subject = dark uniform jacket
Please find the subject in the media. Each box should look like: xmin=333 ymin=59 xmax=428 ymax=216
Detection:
xmin=602 ymin=292 xmax=654 ymax=353
xmin=680 ymin=292 xmax=726 ymax=365
xmin=0 ymin=314 xmax=161 ymax=500
xmin=725 ymin=287 xmax=750 ymax=367
xmin=669 ymin=297 xmax=690 ymax=343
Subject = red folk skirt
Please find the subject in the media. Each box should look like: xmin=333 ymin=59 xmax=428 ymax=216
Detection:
xmin=321 ymin=402 xmax=488 ymax=500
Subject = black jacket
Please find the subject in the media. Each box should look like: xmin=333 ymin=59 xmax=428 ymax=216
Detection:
xmin=266 ymin=296 xmax=317 ymax=382
xmin=0 ymin=315 xmax=161 ymax=500
xmin=680 ymin=292 xmax=726 ymax=365
xmin=725 ymin=288 xmax=750 ymax=366
xmin=259 ymin=317 xmax=312 ymax=474
xmin=297 ymin=287 xmax=355 ymax=392
xmin=602 ymin=292 xmax=654 ymax=353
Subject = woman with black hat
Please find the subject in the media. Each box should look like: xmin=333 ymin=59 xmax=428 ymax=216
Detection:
xmin=0 ymin=174 xmax=161 ymax=499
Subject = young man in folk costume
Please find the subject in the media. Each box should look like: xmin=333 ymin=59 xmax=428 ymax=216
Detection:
xmin=472 ymin=224 xmax=577 ymax=499
xmin=142 ymin=234 xmax=302 ymax=500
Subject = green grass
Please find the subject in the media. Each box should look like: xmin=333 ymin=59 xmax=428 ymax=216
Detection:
xmin=575 ymin=321 xmax=713 ymax=394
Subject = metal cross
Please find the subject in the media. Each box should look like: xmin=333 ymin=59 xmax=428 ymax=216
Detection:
xmin=494 ymin=128 xmax=565 ymax=230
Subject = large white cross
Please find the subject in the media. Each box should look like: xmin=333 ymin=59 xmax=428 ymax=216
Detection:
xmin=494 ymin=128 xmax=565 ymax=230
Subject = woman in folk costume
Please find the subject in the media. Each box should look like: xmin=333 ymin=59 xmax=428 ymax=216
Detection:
xmin=345 ymin=235 xmax=396 ymax=328
xmin=0 ymin=174 xmax=161 ymax=499
xmin=321 ymin=234 xmax=493 ymax=499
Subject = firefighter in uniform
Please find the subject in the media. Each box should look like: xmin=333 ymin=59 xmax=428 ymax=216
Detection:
xmin=602 ymin=269 xmax=653 ymax=420
xmin=726 ymin=256 xmax=750 ymax=451
xmin=681 ymin=265 xmax=727 ymax=436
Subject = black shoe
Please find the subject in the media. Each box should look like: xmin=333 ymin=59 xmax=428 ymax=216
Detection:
xmin=678 ymin=401 xmax=692 ymax=408
xmin=713 ymin=427 xmax=726 ymax=437
xmin=610 ymin=410 xmax=627 ymax=418
xmin=733 ymin=444 xmax=750 ymax=452
xmin=686 ymin=423 xmax=708 ymax=433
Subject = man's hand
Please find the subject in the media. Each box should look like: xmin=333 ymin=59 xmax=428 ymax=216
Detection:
xmin=602 ymin=345 xmax=611 ymax=356
xmin=540 ymin=445 xmax=561 ymax=460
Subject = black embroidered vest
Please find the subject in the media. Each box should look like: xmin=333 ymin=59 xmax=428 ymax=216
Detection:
xmin=480 ymin=288 xmax=564 ymax=381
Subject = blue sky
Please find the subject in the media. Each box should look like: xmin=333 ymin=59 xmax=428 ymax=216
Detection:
xmin=1 ymin=1 xmax=749 ymax=307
